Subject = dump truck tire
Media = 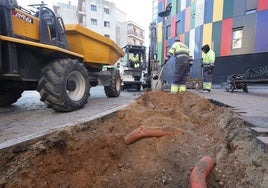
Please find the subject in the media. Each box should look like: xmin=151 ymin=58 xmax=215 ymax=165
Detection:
xmin=37 ymin=59 xmax=90 ymax=112
xmin=0 ymin=88 xmax=23 ymax=106
xmin=104 ymin=69 xmax=121 ymax=97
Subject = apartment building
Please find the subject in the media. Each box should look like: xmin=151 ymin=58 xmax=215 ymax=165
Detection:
xmin=127 ymin=21 xmax=144 ymax=46
xmin=53 ymin=0 xmax=145 ymax=48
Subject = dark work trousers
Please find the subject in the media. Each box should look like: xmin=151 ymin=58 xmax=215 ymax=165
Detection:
xmin=202 ymin=67 xmax=213 ymax=83
xmin=173 ymin=56 xmax=190 ymax=86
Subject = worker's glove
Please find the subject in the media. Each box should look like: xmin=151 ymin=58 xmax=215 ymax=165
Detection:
xmin=134 ymin=63 xmax=140 ymax=68
xmin=208 ymin=64 xmax=214 ymax=74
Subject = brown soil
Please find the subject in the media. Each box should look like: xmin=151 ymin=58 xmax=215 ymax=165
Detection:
xmin=0 ymin=91 xmax=268 ymax=188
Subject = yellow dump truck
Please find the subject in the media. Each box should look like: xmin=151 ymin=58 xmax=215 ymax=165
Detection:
xmin=0 ymin=1 xmax=124 ymax=112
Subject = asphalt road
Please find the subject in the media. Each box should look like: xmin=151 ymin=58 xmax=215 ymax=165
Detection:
xmin=0 ymin=86 xmax=141 ymax=149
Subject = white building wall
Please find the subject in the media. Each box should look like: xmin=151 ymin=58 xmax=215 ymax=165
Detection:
xmin=115 ymin=8 xmax=128 ymax=48
xmin=79 ymin=0 xmax=127 ymax=48
xmin=54 ymin=2 xmax=77 ymax=24
xmin=152 ymin=0 xmax=158 ymax=22
xmin=53 ymin=0 xmax=144 ymax=48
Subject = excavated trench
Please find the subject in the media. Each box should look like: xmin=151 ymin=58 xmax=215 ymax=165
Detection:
xmin=0 ymin=91 xmax=267 ymax=188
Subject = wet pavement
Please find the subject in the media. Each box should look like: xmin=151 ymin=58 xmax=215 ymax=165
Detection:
xmin=0 ymin=86 xmax=141 ymax=149
xmin=190 ymin=86 xmax=268 ymax=128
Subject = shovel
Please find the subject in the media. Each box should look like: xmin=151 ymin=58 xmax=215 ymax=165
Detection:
xmin=153 ymin=64 xmax=165 ymax=90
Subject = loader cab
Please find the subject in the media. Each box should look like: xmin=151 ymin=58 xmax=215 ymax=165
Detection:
xmin=122 ymin=45 xmax=146 ymax=69
xmin=120 ymin=45 xmax=148 ymax=91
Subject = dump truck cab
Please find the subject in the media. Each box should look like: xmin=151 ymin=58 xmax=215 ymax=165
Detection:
xmin=0 ymin=0 xmax=123 ymax=112
xmin=120 ymin=45 xmax=149 ymax=91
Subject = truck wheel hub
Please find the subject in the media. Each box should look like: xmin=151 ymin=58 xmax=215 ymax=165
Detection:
xmin=67 ymin=80 xmax=76 ymax=91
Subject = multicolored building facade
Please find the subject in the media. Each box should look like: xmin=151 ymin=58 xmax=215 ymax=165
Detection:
xmin=157 ymin=0 xmax=268 ymax=85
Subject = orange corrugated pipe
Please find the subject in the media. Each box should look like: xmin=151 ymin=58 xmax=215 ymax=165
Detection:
xmin=124 ymin=125 xmax=166 ymax=144
xmin=189 ymin=156 xmax=215 ymax=188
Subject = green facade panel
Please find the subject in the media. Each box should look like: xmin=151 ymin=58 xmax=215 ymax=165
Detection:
xmin=212 ymin=21 xmax=222 ymax=56
xmin=171 ymin=0 xmax=177 ymax=16
xmin=223 ymin=0 xmax=234 ymax=19
xmin=184 ymin=32 xmax=190 ymax=46
xmin=157 ymin=42 xmax=163 ymax=64
xmin=190 ymin=2 xmax=196 ymax=30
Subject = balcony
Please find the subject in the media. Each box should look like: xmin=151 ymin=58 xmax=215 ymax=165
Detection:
xmin=127 ymin=30 xmax=144 ymax=40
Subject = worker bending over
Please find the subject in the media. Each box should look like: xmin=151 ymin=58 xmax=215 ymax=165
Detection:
xmin=162 ymin=37 xmax=191 ymax=93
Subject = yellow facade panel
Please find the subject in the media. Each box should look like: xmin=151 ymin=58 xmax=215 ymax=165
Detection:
xmin=157 ymin=22 xmax=163 ymax=43
xmin=202 ymin=23 xmax=212 ymax=47
xmin=213 ymin=0 xmax=224 ymax=22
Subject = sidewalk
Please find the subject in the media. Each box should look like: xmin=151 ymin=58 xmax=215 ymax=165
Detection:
xmin=189 ymin=86 xmax=268 ymax=128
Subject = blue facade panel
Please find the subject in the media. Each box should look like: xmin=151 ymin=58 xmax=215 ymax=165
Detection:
xmin=186 ymin=0 xmax=191 ymax=7
xmin=255 ymin=10 xmax=268 ymax=53
xmin=179 ymin=10 xmax=185 ymax=34
xmin=194 ymin=26 xmax=203 ymax=59
xmin=204 ymin=0 xmax=213 ymax=24
xmin=157 ymin=2 xmax=164 ymax=23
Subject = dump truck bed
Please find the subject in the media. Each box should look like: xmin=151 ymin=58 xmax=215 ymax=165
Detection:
xmin=65 ymin=24 xmax=124 ymax=65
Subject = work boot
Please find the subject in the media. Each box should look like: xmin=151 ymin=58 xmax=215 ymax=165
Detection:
xmin=200 ymin=89 xmax=210 ymax=93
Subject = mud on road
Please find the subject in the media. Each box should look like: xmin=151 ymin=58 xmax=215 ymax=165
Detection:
xmin=0 ymin=91 xmax=268 ymax=188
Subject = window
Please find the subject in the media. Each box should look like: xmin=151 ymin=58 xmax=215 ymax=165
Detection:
xmin=232 ymin=28 xmax=243 ymax=49
xmin=139 ymin=31 xmax=143 ymax=38
xmin=133 ymin=27 xmax=136 ymax=35
xmin=91 ymin=18 xmax=97 ymax=25
xmin=104 ymin=8 xmax=110 ymax=14
xmin=104 ymin=34 xmax=110 ymax=38
xmin=166 ymin=25 xmax=171 ymax=39
xmin=176 ymin=21 xmax=180 ymax=36
xmin=91 ymin=4 xmax=97 ymax=11
xmin=246 ymin=9 xmax=256 ymax=15
xmin=104 ymin=21 xmax=110 ymax=27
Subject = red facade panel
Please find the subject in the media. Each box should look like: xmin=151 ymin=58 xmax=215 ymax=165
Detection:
xmin=185 ymin=7 xmax=190 ymax=32
xmin=180 ymin=34 xmax=185 ymax=43
xmin=171 ymin=16 xmax=176 ymax=37
xmin=257 ymin=0 xmax=268 ymax=11
xmin=164 ymin=40 xmax=167 ymax=58
xmin=220 ymin=18 xmax=233 ymax=56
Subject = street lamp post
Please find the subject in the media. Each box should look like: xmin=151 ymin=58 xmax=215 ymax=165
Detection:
xmin=158 ymin=3 xmax=172 ymax=64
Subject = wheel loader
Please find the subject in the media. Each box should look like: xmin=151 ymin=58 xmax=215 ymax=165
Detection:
xmin=0 ymin=0 xmax=124 ymax=112
xmin=120 ymin=45 xmax=151 ymax=91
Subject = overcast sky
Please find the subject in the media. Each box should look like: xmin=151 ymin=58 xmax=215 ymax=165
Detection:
xmin=17 ymin=0 xmax=152 ymax=45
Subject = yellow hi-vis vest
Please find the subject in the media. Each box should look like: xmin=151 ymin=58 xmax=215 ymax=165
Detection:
xmin=168 ymin=42 xmax=190 ymax=56
xmin=202 ymin=50 xmax=215 ymax=65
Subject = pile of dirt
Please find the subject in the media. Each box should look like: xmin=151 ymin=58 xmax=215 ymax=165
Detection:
xmin=0 ymin=91 xmax=268 ymax=188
